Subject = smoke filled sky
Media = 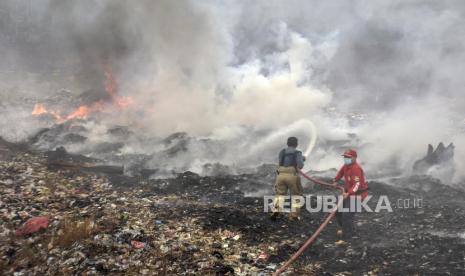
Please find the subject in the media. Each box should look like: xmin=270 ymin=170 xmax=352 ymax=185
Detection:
xmin=1 ymin=0 xmax=465 ymax=181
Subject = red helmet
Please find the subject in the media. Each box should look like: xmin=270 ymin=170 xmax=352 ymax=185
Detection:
xmin=342 ymin=149 xmax=357 ymax=158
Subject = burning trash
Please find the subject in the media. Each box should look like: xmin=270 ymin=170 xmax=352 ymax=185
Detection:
xmin=31 ymin=63 xmax=132 ymax=123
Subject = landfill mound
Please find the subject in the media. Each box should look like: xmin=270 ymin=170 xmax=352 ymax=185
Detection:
xmin=1 ymin=142 xmax=465 ymax=275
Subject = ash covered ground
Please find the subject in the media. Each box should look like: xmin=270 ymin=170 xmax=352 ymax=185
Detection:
xmin=1 ymin=133 xmax=465 ymax=276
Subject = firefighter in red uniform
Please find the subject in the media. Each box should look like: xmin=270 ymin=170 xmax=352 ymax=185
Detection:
xmin=332 ymin=149 xmax=368 ymax=240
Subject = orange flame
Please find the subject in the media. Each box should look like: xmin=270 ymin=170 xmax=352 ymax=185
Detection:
xmin=31 ymin=63 xmax=133 ymax=123
xmin=64 ymin=102 xmax=105 ymax=121
xmin=32 ymin=103 xmax=47 ymax=115
xmin=32 ymin=103 xmax=63 ymax=121
xmin=103 ymin=63 xmax=133 ymax=108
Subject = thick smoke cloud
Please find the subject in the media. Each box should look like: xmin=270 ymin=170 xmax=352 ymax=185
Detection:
xmin=1 ymin=0 xmax=464 ymax=183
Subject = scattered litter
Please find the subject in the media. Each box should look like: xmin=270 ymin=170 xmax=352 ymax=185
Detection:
xmin=256 ymin=252 xmax=270 ymax=262
xmin=335 ymin=240 xmax=348 ymax=246
xmin=131 ymin=240 xmax=146 ymax=249
xmin=15 ymin=216 xmax=50 ymax=236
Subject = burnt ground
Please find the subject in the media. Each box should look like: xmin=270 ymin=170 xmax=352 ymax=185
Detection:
xmin=1 ymin=142 xmax=465 ymax=275
xmin=144 ymin=175 xmax=465 ymax=275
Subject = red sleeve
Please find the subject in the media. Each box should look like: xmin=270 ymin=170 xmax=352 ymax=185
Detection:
xmin=348 ymin=167 xmax=363 ymax=194
xmin=334 ymin=166 xmax=345 ymax=182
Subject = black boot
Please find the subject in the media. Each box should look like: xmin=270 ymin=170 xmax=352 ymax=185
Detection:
xmin=270 ymin=212 xmax=279 ymax=221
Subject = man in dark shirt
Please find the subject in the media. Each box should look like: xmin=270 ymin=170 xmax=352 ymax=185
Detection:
xmin=271 ymin=137 xmax=305 ymax=221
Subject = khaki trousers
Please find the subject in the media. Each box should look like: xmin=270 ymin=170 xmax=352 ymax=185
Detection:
xmin=274 ymin=166 xmax=303 ymax=218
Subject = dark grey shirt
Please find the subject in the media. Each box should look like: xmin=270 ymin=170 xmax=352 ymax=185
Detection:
xmin=278 ymin=147 xmax=305 ymax=169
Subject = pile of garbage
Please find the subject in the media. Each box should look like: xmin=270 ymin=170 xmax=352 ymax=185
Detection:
xmin=0 ymin=153 xmax=288 ymax=275
xmin=1 ymin=144 xmax=465 ymax=275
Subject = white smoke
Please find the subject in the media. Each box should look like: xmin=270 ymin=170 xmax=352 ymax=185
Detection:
xmin=1 ymin=0 xmax=464 ymax=184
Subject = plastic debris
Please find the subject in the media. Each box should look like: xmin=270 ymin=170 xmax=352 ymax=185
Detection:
xmin=335 ymin=240 xmax=348 ymax=246
xmin=15 ymin=216 xmax=50 ymax=236
xmin=131 ymin=240 xmax=146 ymax=249
xmin=257 ymin=252 xmax=270 ymax=262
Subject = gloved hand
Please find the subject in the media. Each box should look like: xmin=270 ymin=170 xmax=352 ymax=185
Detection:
xmin=302 ymin=156 xmax=306 ymax=161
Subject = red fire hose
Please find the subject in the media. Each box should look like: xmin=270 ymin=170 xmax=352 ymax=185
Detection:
xmin=272 ymin=170 xmax=348 ymax=276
